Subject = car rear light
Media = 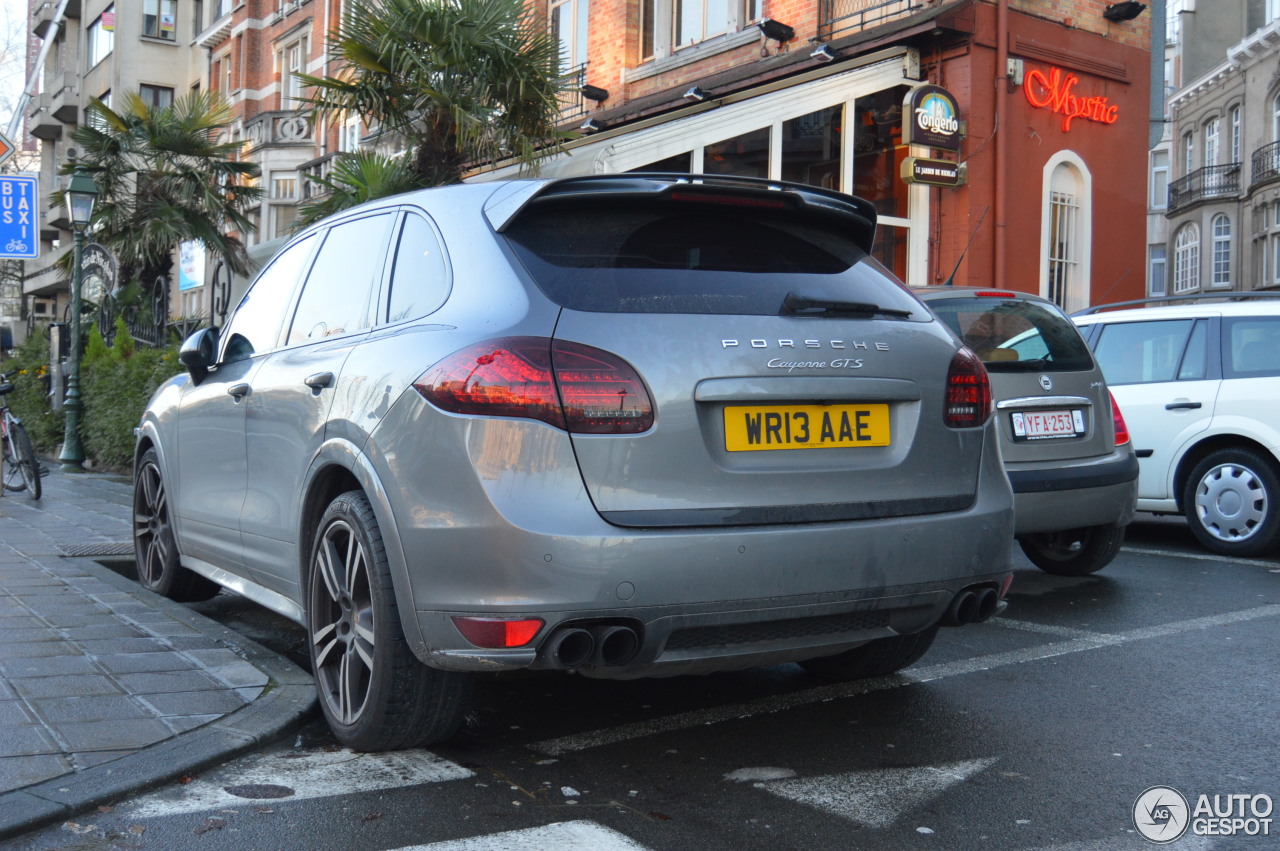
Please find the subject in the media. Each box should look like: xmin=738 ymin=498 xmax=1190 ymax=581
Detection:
xmin=415 ymin=337 xmax=654 ymax=434
xmin=452 ymin=616 xmax=544 ymax=648
xmin=944 ymin=347 xmax=992 ymax=428
xmin=974 ymin=290 xmax=1018 ymax=298
xmin=1110 ymin=390 xmax=1130 ymax=446
xmin=669 ymin=190 xmax=788 ymax=209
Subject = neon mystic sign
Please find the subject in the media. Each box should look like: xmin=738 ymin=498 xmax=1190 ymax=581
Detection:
xmin=1024 ymin=66 xmax=1119 ymax=132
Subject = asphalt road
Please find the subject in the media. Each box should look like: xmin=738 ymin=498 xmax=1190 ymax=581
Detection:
xmin=11 ymin=516 xmax=1280 ymax=851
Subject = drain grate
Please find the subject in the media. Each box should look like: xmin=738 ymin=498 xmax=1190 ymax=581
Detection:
xmin=59 ymin=542 xmax=134 ymax=557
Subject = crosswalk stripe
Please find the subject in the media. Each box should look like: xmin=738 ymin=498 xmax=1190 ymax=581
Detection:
xmin=390 ymin=820 xmax=651 ymax=850
xmin=130 ymin=747 xmax=473 ymax=818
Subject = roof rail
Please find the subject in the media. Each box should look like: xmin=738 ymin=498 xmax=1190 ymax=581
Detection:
xmin=1073 ymin=290 xmax=1280 ymax=316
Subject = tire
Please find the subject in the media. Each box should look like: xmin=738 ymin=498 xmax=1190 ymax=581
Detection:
xmin=798 ymin=627 xmax=939 ymax=681
xmin=133 ymin=448 xmax=220 ymax=602
xmin=308 ymin=490 xmax=472 ymax=751
xmin=1017 ymin=523 xmax=1125 ymax=576
xmin=1183 ymin=448 xmax=1280 ymax=557
xmin=6 ymin=423 xmax=41 ymax=500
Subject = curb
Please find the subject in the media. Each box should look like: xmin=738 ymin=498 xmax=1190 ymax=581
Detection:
xmin=0 ymin=555 xmax=317 ymax=841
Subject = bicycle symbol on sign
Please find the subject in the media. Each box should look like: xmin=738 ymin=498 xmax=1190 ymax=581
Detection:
xmin=5 ymin=240 xmax=28 ymax=253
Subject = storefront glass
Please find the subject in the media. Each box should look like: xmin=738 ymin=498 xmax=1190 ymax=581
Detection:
xmin=873 ymin=223 xmax=908 ymax=282
xmin=704 ymin=127 xmax=769 ymax=178
xmin=781 ymin=106 xmax=842 ymax=190
xmin=854 ymin=85 xmax=911 ymax=218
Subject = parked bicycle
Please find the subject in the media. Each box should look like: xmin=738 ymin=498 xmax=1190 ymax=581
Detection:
xmin=0 ymin=372 xmax=43 ymax=500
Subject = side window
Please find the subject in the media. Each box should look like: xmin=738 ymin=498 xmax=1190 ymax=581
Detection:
xmin=1177 ymin=319 xmax=1208 ymax=380
xmin=222 ymin=235 xmax=315 ymax=362
xmin=1225 ymin=317 xmax=1280 ymax=377
xmin=1093 ymin=319 xmax=1195 ymax=385
xmin=386 ymin=213 xmax=450 ymax=324
xmin=287 ymin=213 xmax=395 ymax=345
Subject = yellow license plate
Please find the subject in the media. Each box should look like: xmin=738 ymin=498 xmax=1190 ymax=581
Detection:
xmin=723 ymin=404 xmax=890 ymax=451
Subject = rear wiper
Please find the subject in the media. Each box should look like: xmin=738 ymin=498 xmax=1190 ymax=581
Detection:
xmin=781 ymin=291 xmax=915 ymax=319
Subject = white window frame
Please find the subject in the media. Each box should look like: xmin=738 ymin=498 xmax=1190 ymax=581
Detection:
xmin=550 ymin=0 xmax=589 ymax=73
xmin=87 ymin=6 xmax=115 ymax=68
xmin=1173 ymin=223 xmax=1200 ymax=294
xmin=1039 ymin=151 xmax=1093 ymax=313
xmin=1151 ymin=150 xmax=1169 ymax=210
xmin=278 ymin=37 xmax=308 ymax=110
xmin=1183 ymin=131 xmax=1194 ymax=174
xmin=1203 ymin=118 xmax=1219 ymax=168
xmin=641 ymin=0 xmax=757 ymax=62
xmin=1230 ymin=105 xmax=1241 ymax=163
xmin=1211 ymin=214 xmax=1231 ymax=288
xmin=1149 ymin=245 xmax=1167 ymax=296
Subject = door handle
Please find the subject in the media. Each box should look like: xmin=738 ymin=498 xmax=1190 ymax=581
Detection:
xmin=227 ymin=383 xmax=250 ymax=400
xmin=304 ymin=372 xmax=335 ymax=394
xmin=1165 ymin=401 xmax=1202 ymax=410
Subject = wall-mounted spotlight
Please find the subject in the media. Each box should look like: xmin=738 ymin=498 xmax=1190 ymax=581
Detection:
xmin=810 ymin=43 xmax=839 ymax=63
xmin=757 ymin=18 xmax=795 ymax=43
xmin=580 ymin=118 xmax=602 ymax=134
xmin=581 ymin=84 xmax=610 ymax=103
xmin=1102 ymin=1 xmax=1146 ymax=21
xmin=684 ymin=86 xmax=709 ymax=102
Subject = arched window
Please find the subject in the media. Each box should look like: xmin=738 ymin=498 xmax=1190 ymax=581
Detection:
xmin=1211 ymin=214 xmax=1231 ymax=287
xmin=1040 ymin=153 xmax=1092 ymax=313
xmin=1203 ymin=118 xmax=1220 ymax=167
xmin=1173 ymin=223 xmax=1201 ymax=294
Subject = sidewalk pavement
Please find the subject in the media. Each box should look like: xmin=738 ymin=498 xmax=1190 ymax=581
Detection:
xmin=0 ymin=461 xmax=315 ymax=841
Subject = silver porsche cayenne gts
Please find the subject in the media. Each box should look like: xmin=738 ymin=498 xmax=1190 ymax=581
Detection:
xmin=134 ymin=174 xmax=1014 ymax=751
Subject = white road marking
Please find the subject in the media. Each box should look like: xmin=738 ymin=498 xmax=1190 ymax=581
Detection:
xmin=1122 ymin=545 xmax=1279 ymax=568
xmin=390 ymin=820 xmax=651 ymax=850
xmin=130 ymin=748 xmax=473 ymax=819
xmin=528 ymin=605 xmax=1280 ymax=755
xmin=756 ymin=758 xmax=997 ymax=828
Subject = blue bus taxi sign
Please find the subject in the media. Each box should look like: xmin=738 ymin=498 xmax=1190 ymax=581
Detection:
xmin=0 ymin=175 xmax=40 ymax=260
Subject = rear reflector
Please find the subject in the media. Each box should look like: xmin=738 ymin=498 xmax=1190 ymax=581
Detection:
xmin=415 ymin=337 xmax=654 ymax=434
xmin=452 ymin=617 xmax=544 ymax=648
xmin=944 ymin=347 xmax=993 ymax=428
xmin=1110 ymin=390 xmax=1130 ymax=446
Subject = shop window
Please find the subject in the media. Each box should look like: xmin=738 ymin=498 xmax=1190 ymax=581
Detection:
xmin=873 ymin=224 xmax=908 ymax=282
xmin=704 ymin=127 xmax=769 ymax=179
xmin=640 ymin=0 xmax=757 ymax=61
xmin=781 ymin=106 xmax=842 ymax=190
xmin=1041 ymin=154 xmax=1090 ymax=313
xmin=1211 ymin=215 xmax=1231 ymax=287
xmin=87 ymin=7 xmax=115 ymax=68
xmin=853 ymin=86 xmax=910 ymax=219
xmin=143 ymin=0 xmax=176 ymax=40
xmin=1173 ymin=223 xmax=1200 ymax=294
xmin=628 ymin=152 xmax=692 ymax=172
xmin=139 ymin=84 xmax=173 ymax=109
xmin=1149 ymin=245 xmax=1167 ymax=296
xmin=1047 ymin=188 xmax=1078 ymax=309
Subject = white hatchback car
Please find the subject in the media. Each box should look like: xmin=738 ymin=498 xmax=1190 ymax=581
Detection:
xmin=1074 ymin=295 xmax=1280 ymax=556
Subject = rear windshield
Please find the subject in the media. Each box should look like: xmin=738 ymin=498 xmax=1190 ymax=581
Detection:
xmin=926 ymin=296 xmax=1094 ymax=372
xmin=502 ymin=202 xmax=926 ymax=318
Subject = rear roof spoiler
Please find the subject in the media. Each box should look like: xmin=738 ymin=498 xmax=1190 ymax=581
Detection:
xmin=482 ymin=173 xmax=879 ymax=254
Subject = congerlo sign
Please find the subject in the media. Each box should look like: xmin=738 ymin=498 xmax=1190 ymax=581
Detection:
xmin=903 ymin=85 xmax=962 ymax=152
xmin=1024 ymin=65 xmax=1119 ymax=132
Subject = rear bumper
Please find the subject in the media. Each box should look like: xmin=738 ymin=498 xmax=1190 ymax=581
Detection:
xmin=1008 ymin=450 xmax=1139 ymax=535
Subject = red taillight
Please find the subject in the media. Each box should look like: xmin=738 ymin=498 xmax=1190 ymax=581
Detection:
xmin=974 ymin=290 xmax=1018 ymax=298
xmin=451 ymin=616 xmax=544 ymax=648
xmin=944 ymin=347 xmax=993 ymax=428
xmin=415 ymin=337 xmax=654 ymax=434
xmin=1110 ymin=390 xmax=1130 ymax=446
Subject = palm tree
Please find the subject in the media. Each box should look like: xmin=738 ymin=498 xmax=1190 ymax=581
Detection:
xmin=66 ymin=91 xmax=263 ymax=286
xmin=297 ymin=0 xmax=566 ymax=223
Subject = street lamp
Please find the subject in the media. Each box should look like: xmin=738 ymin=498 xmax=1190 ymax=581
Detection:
xmin=59 ymin=166 xmax=99 ymax=471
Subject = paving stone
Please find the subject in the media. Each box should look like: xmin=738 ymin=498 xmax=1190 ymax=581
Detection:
xmin=92 ymin=651 xmax=197 ymax=675
xmin=54 ymin=718 xmax=175 ymax=752
xmin=144 ymin=689 xmax=251 ymax=716
xmin=114 ymin=670 xmax=227 ymax=695
xmin=10 ymin=674 xmax=125 ymax=701
xmin=0 ymin=725 xmax=60 ymax=757
xmin=0 ymin=655 xmax=99 ymax=679
xmin=0 ymin=754 xmax=72 ymax=795
xmin=30 ymin=694 xmax=156 ymax=724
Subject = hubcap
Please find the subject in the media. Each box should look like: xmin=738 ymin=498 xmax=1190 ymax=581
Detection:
xmin=132 ymin=463 xmax=170 ymax=586
xmin=1193 ymin=463 xmax=1267 ymax=543
xmin=310 ymin=519 xmax=375 ymax=726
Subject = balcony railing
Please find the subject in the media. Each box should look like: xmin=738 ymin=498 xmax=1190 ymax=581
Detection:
xmin=243 ymin=111 xmax=313 ymax=150
xmin=299 ymin=152 xmax=339 ymax=200
xmin=820 ymin=0 xmax=928 ymax=41
xmin=1252 ymin=141 xmax=1280 ymax=187
xmin=557 ymin=64 xmax=588 ymax=124
xmin=1168 ymin=163 xmax=1241 ymax=212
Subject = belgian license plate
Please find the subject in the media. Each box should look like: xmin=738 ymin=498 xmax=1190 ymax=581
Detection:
xmin=1011 ymin=409 xmax=1084 ymax=440
xmin=723 ymin=404 xmax=890 ymax=451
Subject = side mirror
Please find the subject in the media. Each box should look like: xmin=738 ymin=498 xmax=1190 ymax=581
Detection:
xmin=178 ymin=327 xmax=219 ymax=385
